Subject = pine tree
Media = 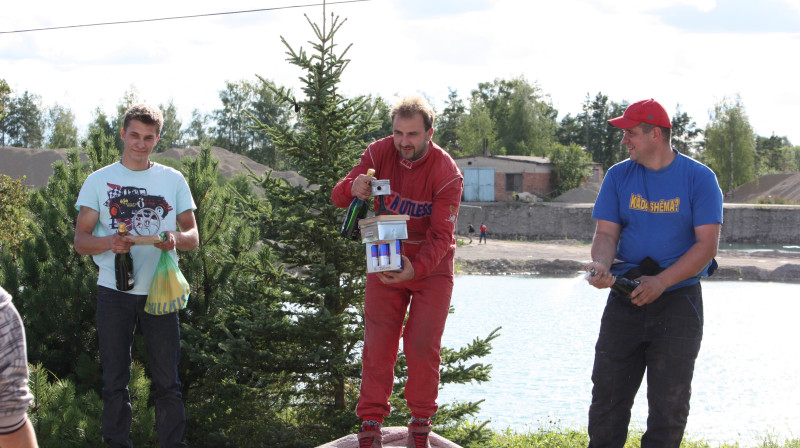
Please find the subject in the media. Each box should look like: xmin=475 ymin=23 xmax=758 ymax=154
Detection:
xmin=240 ymin=5 xmax=498 ymax=445
xmin=242 ymin=6 xmax=377 ymax=441
xmin=0 ymin=134 xmax=118 ymax=389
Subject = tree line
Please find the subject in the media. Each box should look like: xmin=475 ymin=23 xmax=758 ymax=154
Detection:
xmin=4 ymin=71 xmax=800 ymax=197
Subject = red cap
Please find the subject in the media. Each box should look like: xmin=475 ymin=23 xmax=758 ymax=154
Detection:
xmin=608 ymin=99 xmax=671 ymax=129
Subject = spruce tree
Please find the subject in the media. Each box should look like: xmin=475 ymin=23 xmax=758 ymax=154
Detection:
xmin=240 ymin=5 xmax=498 ymax=445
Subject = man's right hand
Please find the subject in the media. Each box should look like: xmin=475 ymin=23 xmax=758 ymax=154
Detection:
xmin=584 ymin=261 xmax=614 ymax=289
xmin=111 ymin=233 xmax=135 ymax=254
xmin=350 ymin=173 xmax=373 ymax=200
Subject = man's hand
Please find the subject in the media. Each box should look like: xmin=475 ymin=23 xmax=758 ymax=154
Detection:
xmin=376 ymin=255 xmax=415 ymax=284
xmin=630 ymin=275 xmax=667 ymax=306
xmin=153 ymin=231 xmax=177 ymax=251
xmin=350 ymin=173 xmax=373 ymax=200
xmin=111 ymin=232 xmax=135 ymax=254
xmin=584 ymin=261 xmax=614 ymax=289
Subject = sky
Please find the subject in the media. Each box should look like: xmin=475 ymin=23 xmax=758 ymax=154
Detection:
xmin=2 ymin=0 xmax=800 ymax=145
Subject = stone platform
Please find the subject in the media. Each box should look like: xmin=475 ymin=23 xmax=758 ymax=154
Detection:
xmin=316 ymin=426 xmax=463 ymax=447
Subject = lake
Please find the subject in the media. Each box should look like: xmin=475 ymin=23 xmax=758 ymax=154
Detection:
xmin=437 ymin=276 xmax=800 ymax=444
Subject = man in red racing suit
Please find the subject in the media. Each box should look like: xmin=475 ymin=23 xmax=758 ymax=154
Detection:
xmin=332 ymin=95 xmax=463 ymax=448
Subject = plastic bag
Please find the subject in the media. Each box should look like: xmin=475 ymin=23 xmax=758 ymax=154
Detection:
xmin=146 ymin=250 xmax=190 ymax=315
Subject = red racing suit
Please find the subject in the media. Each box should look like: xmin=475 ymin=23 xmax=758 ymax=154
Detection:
xmin=332 ymin=136 xmax=463 ymax=422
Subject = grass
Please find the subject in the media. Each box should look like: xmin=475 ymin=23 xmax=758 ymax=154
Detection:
xmin=476 ymin=425 xmax=800 ymax=448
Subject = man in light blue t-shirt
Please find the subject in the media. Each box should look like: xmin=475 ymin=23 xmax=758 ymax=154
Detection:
xmin=584 ymin=99 xmax=723 ymax=448
xmin=74 ymin=104 xmax=199 ymax=448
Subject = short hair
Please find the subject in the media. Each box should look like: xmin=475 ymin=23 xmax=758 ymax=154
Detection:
xmin=390 ymin=95 xmax=435 ymax=131
xmin=123 ymin=104 xmax=164 ymax=135
xmin=638 ymin=123 xmax=671 ymax=143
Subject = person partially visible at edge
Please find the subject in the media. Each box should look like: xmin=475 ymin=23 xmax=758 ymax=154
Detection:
xmin=331 ymin=95 xmax=463 ymax=448
xmin=74 ymin=104 xmax=199 ymax=448
xmin=478 ymin=223 xmax=487 ymax=244
xmin=0 ymin=286 xmax=39 ymax=448
xmin=584 ymin=98 xmax=723 ymax=448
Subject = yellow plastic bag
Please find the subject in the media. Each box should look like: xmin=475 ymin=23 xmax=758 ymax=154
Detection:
xmin=146 ymin=250 xmax=190 ymax=315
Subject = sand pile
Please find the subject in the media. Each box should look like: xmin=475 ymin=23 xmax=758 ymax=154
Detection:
xmin=0 ymin=145 xmax=306 ymax=188
xmin=727 ymin=172 xmax=800 ymax=203
xmin=554 ymin=181 xmax=601 ymax=203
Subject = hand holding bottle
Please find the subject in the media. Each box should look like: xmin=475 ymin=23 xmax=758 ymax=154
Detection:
xmin=350 ymin=169 xmax=375 ymax=200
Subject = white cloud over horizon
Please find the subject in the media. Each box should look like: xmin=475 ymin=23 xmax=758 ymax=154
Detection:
xmin=2 ymin=0 xmax=799 ymax=145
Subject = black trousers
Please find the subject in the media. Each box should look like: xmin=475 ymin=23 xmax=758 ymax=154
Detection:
xmin=588 ymin=283 xmax=703 ymax=448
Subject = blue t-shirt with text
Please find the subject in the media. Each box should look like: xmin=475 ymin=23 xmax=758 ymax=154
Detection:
xmin=592 ymin=151 xmax=723 ymax=290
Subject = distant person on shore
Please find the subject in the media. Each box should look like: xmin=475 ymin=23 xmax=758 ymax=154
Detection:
xmin=479 ymin=223 xmax=487 ymax=244
xmin=0 ymin=286 xmax=39 ymax=448
xmin=584 ymin=98 xmax=723 ymax=448
xmin=332 ymin=95 xmax=463 ymax=448
xmin=467 ymin=223 xmax=475 ymax=244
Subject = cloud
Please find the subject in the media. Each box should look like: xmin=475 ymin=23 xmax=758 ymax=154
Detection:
xmin=391 ymin=0 xmax=493 ymax=19
xmin=654 ymin=0 xmax=800 ymax=33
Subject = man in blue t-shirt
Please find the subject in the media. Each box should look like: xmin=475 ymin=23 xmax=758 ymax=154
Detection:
xmin=584 ymin=99 xmax=723 ymax=448
xmin=74 ymin=104 xmax=199 ymax=448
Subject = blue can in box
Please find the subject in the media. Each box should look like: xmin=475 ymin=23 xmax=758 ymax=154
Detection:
xmin=379 ymin=243 xmax=390 ymax=266
xmin=370 ymin=244 xmax=379 ymax=267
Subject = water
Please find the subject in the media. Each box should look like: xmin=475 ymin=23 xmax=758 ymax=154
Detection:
xmin=438 ymin=276 xmax=800 ymax=444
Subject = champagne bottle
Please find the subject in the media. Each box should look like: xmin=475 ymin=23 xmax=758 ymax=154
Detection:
xmin=340 ymin=168 xmax=375 ymax=239
xmin=588 ymin=268 xmax=640 ymax=299
xmin=115 ymin=223 xmax=135 ymax=291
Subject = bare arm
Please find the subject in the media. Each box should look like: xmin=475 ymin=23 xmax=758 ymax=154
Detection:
xmin=74 ymin=206 xmax=132 ymax=255
xmin=0 ymin=419 xmax=39 ymax=448
xmin=631 ymin=223 xmax=720 ymax=306
xmin=585 ymin=219 xmax=620 ymax=289
xmin=154 ymin=209 xmax=199 ymax=252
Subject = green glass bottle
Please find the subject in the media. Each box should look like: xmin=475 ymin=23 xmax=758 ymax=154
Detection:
xmin=340 ymin=168 xmax=375 ymax=239
xmin=115 ymin=222 xmax=135 ymax=291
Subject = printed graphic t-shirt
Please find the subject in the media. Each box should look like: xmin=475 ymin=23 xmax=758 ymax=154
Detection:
xmin=592 ymin=151 xmax=723 ymax=290
xmin=75 ymin=162 xmax=196 ymax=295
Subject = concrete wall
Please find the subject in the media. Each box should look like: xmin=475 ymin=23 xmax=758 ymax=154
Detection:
xmin=457 ymin=202 xmax=800 ymax=244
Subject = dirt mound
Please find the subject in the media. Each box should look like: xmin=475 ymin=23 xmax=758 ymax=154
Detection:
xmin=728 ymin=172 xmax=800 ymax=203
xmin=158 ymin=146 xmax=307 ymax=188
xmin=0 ymin=145 xmax=306 ymax=189
xmin=554 ymin=181 xmax=601 ymax=203
xmin=0 ymin=146 xmax=88 ymax=187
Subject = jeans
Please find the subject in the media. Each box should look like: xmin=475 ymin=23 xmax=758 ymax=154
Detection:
xmin=97 ymin=286 xmax=187 ymax=448
xmin=588 ymin=283 xmax=703 ymax=448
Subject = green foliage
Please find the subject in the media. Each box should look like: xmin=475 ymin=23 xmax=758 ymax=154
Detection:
xmin=28 ymin=362 xmax=156 ymax=447
xmin=560 ymin=92 xmax=626 ymax=171
xmin=456 ymin=99 xmax=498 ymax=157
xmin=0 ymin=90 xmax=44 ymax=148
xmin=45 ymin=103 xmax=79 ymax=149
xmin=211 ymin=78 xmax=293 ymax=168
xmin=547 ymin=143 xmax=592 ymax=196
xmin=671 ymin=104 xmax=703 ymax=154
xmin=755 ymin=134 xmax=795 ymax=174
xmin=436 ymin=88 xmax=466 ymax=154
xmin=185 ymin=108 xmax=211 ymax=147
xmin=84 ymin=107 xmax=118 ymax=154
xmin=470 ymin=76 xmax=558 ymax=156
xmin=0 ymin=78 xmax=10 ymax=120
xmin=704 ymin=95 xmax=757 ymax=193
xmin=157 ymin=99 xmax=184 ymax=152
xmin=359 ymin=95 xmax=393 ymax=145
xmin=0 ymin=174 xmax=33 ymax=252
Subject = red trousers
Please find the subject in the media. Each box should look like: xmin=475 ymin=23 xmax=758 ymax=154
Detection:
xmin=356 ymin=248 xmax=454 ymax=423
